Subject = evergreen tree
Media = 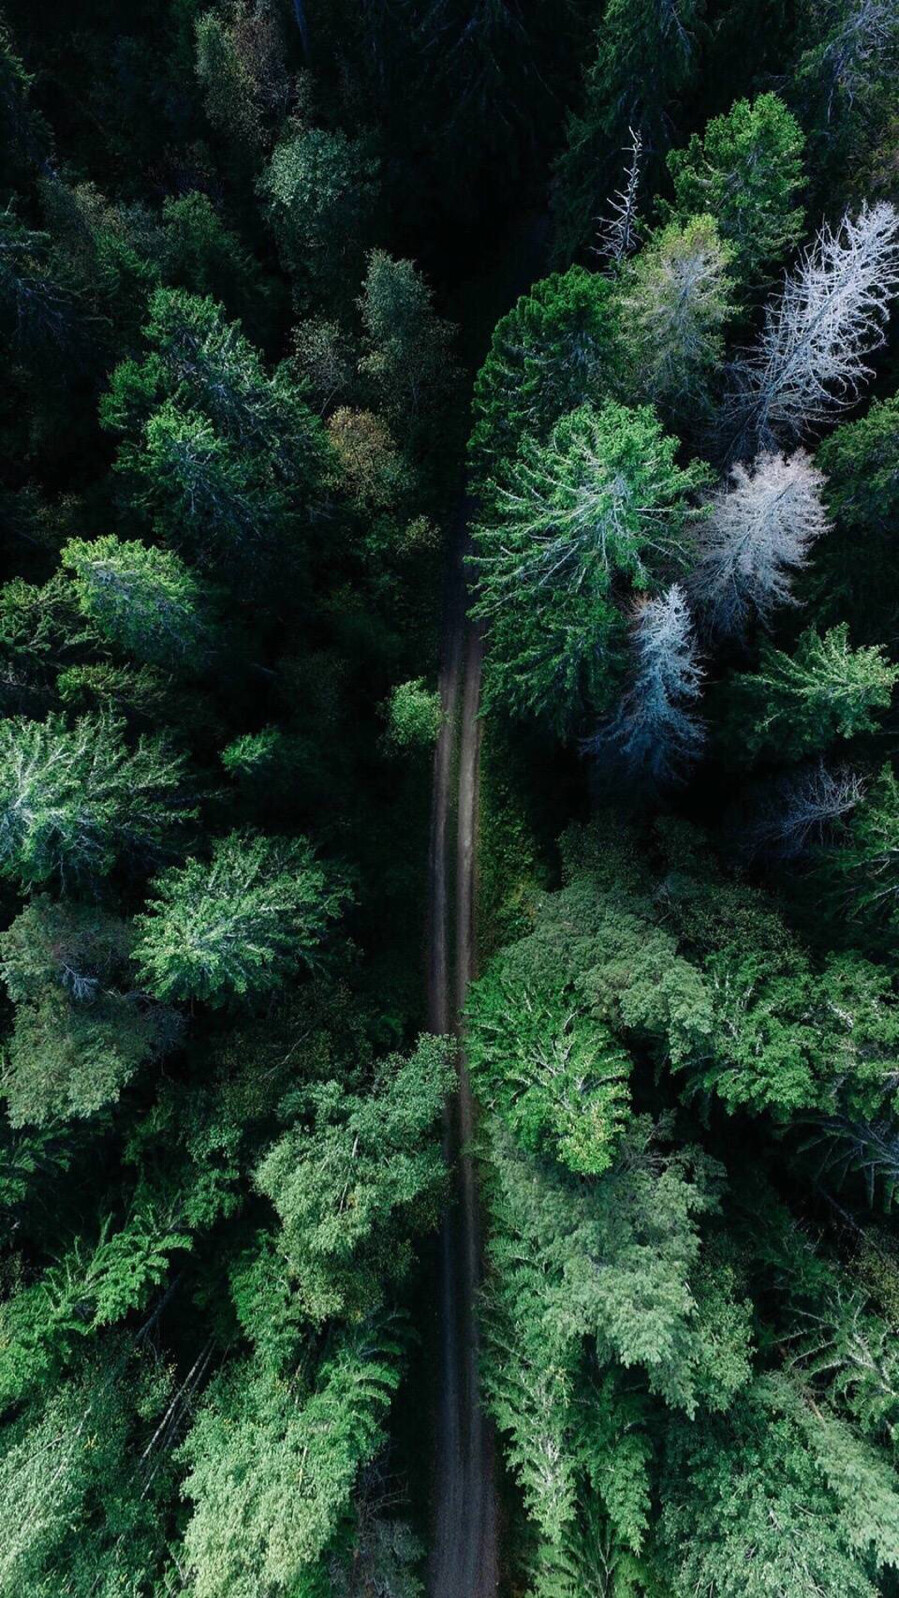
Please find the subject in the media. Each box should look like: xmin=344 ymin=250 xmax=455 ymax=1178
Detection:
xmin=134 ymin=831 xmax=347 ymax=1006
xmin=61 ymin=534 xmax=215 ymax=673
xmin=620 ymin=216 xmax=735 ymax=413
xmin=0 ymin=713 xmax=192 ymax=886
xmin=472 ymin=401 xmax=710 ymax=728
xmin=723 ymin=624 xmax=897 ymax=761
xmin=664 ymin=94 xmax=805 ymax=285
xmin=469 ymin=267 xmax=622 ymax=486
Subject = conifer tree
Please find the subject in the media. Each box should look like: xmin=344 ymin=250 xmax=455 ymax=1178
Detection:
xmin=664 ymin=94 xmax=805 ymax=284
xmin=620 ymin=216 xmax=734 ymax=413
xmin=597 ymin=584 xmax=705 ymax=785
xmin=724 ymin=625 xmax=897 ymax=761
xmin=134 ymin=831 xmax=347 ymax=1006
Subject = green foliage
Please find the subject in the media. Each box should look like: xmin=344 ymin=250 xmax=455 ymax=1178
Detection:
xmin=260 ymin=129 xmax=379 ymax=302
xmin=659 ymin=1374 xmax=899 ymax=1596
xmin=664 ymin=94 xmax=805 ymax=282
xmin=0 ymin=713 xmax=192 ymax=886
xmin=61 ymin=534 xmax=214 ymax=672
xmin=467 ymin=964 xmax=631 ymax=1174
xmin=472 ymin=401 xmax=710 ymax=728
xmin=721 ymin=625 xmax=897 ymax=761
xmin=256 ymin=1035 xmax=455 ymax=1321
xmin=469 ymin=268 xmax=622 ymax=484
xmin=135 ymin=831 xmax=347 ymax=1005
xmin=358 ymin=251 xmax=458 ymax=444
xmin=552 ymin=0 xmax=703 ymax=263
xmin=383 ymin=679 xmax=443 ymax=749
xmin=179 ymin=1326 xmax=403 ymax=1598
xmin=620 ymin=216 xmax=735 ymax=412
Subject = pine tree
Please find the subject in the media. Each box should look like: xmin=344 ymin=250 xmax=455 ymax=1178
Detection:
xmin=664 ymin=94 xmax=805 ymax=284
xmin=0 ymin=713 xmax=192 ymax=886
xmin=620 ymin=216 xmax=735 ymax=413
xmin=472 ymin=401 xmax=710 ymax=728
xmin=723 ymin=625 xmax=897 ymax=760
xmin=61 ymin=534 xmax=214 ymax=673
xmin=134 ymin=831 xmax=347 ymax=1006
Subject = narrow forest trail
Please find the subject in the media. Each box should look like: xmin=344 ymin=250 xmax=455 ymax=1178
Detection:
xmin=428 ymin=516 xmax=498 ymax=1598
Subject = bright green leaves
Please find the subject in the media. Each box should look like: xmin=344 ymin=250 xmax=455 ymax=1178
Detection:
xmin=256 ymin=1035 xmax=455 ymax=1322
xmin=0 ymin=712 xmax=192 ymax=886
xmin=61 ymin=534 xmax=214 ymax=672
xmin=659 ymin=1375 xmax=899 ymax=1597
xmin=179 ymin=1328 xmax=402 ymax=1598
xmin=471 ymin=401 xmax=710 ymax=729
xmin=722 ymin=625 xmax=897 ymax=762
xmin=467 ymin=966 xmax=631 ymax=1175
xmin=665 ymin=93 xmax=806 ymax=283
xmin=134 ymin=831 xmax=347 ymax=1006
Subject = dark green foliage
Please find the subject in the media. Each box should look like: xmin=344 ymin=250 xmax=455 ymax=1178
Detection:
xmin=469 ymin=267 xmax=622 ymax=486
xmin=552 ymin=0 xmax=704 ymax=263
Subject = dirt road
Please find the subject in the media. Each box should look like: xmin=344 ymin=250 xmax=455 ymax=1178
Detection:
xmin=428 ymin=524 xmax=498 ymax=1598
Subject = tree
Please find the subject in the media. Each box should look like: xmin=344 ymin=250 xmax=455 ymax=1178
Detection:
xmin=809 ymin=398 xmax=899 ymax=635
xmin=469 ymin=267 xmax=622 ymax=486
xmin=0 ymin=713 xmax=192 ymax=886
xmin=472 ymin=401 xmax=710 ymax=728
xmin=101 ymin=289 xmax=328 ymax=569
xmin=383 ymin=679 xmax=443 ymax=750
xmin=327 ymin=408 xmax=411 ymax=510
xmin=551 ymin=0 xmax=703 ymax=263
xmin=739 ymin=761 xmax=866 ymax=862
xmin=795 ymin=0 xmax=899 ymax=192
xmin=689 ymin=449 xmax=830 ymax=637
xmin=134 ymin=831 xmax=347 ymax=1006
xmin=179 ymin=1329 xmax=403 ymax=1598
xmin=728 ymin=202 xmax=899 ymax=451
xmin=824 ymin=764 xmax=899 ymax=935
xmin=620 ymin=216 xmax=734 ymax=413
xmin=596 ymin=584 xmax=705 ymax=786
xmin=658 ymin=1373 xmax=899 ymax=1597
xmin=0 ymin=898 xmax=178 ymax=1124
xmin=466 ymin=965 xmax=631 ymax=1175
xmin=358 ymin=251 xmax=458 ymax=444
xmin=255 ymin=1035 xmax=455 ymax=1322
xmin=61 ymin=534 xmax=214 ymax=672
xmin=259 ymin=128 xmax=379 ymax=304
xmin=723 ymin=624 xmax=897 ymax=761
xmin=664 ymin=94 xmax=805 ymax=284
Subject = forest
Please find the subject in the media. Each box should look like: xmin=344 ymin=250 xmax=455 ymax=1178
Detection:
xmin=0 ymin=0 xmax=898 ymax=1594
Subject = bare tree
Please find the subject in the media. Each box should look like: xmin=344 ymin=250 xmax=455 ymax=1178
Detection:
xmin=727 ymin=202 xmax=899 ymax=452
xmin=741 ymin=762 xmax=865 ymax=861
xmin=689 ymin=449 xmax=830 ymax=638
xmin=589 ymin=584 xmax=705 ymax=785
xmin=594 ymin=127 xmax=643 ymax=266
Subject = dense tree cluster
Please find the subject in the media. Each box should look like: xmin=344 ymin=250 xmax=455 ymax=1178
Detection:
xmin=1 ymin=0 xmax=898 ymax=1592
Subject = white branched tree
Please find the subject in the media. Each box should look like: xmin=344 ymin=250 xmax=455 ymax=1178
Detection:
xmin=689 ymin=449 xmax=830 ymax=637
xmin=728 ymin=202 xmax=899 ymax=450
xmin=594 ymin=127 xmax=643 ymax=265
xmin=742 ymin=762 xmax=866 ymax=860
xmin=593 ymin=584 xmax=705 ymax=785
